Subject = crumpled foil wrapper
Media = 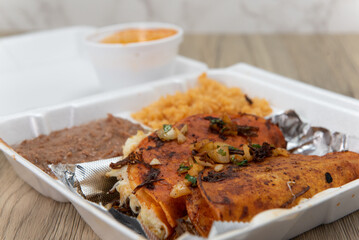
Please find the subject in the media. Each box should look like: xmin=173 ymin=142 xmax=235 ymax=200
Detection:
xmin=270 ymin=110 xmax=348 ymax=155
xmin=50 ymin=157 xmax=148 ymax=238
xmin=50 ymin=110 xmax=359 ymax=239
xmin=50 ymin=158 xmax=120 ymax=204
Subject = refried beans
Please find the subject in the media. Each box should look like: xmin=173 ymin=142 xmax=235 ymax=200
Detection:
xmin=13 ymin=114 xmax=144 ymax=176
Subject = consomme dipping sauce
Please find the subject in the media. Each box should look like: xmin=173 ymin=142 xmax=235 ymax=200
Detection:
xmin=101 ymin=28 xmax=177 ymax=44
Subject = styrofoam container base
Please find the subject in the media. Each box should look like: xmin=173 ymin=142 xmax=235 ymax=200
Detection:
xmin=1 ymin=67 xmax=359 ymax=239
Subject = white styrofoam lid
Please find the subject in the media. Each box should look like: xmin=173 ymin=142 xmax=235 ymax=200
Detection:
xmin=0 ymin=26 xmax=207 ymax=117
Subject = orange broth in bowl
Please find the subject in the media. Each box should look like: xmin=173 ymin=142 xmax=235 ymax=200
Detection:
xmin=101 ymin=28 xmax=177 ymax=44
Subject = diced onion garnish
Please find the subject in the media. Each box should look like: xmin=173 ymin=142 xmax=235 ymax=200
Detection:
xmin=188 ymin=163 xmax=204 ymax=177
xmin=207 ymin=146 xmax=230 ymax=163
xmin=175 ymin=127 xmax=187 ymax=144
xmin=156 ymin=124 xmax=188 ymax=143
xmin=170 ymin=181 xmax=192 ymax=198
xmin=194 ymin=157 xmax=214 ymax=167
xmin=272 ymin=148 xmax=289 ymax=157
xmin=180 ymin=124 xmax=188 ymax=135
xmin=156 ymin=126 xmax=177 ymax=141
xmin=192 ymin=139 xmax=211 ymax=152
xmin=243 ymin=144 xmax=253 ymax=161
xmin=214 ymin=164 xmax=224 ymax=172
xmin=150 ymin=158 xmax=161 ymax=165
xmin=201 ymin=141 xmax=215 ymax=152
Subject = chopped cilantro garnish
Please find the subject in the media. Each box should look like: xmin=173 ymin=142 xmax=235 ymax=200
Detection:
xmin=210 ymin=118 xmax=225 ymax=125
xmin=163 ymin=124 xmax=172 ymax=133
xmin=228 ymin=146 xmax=239 ymax=151
xmin=235 ymin=159 xmax=248 ymax=166
xmin=185 ymin=174 xmax=197 ymax=186
xmin=230 ymin=157 xmax=248 ymax=166
xmin=251 ymin=144 xmax=261 ymax=149
xmin=219 ymin=127 xmax=229 ymax=134
xmin=217 ymin=148 xmax=226 ymax=156
xmin=177 ymin=164 xmax=191 ymax=173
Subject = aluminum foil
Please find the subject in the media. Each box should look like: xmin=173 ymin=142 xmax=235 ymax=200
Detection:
xmin=50 ymin=110 xmax=356 ymax=239
xmin=270 ymin=110 xmax=348 ymax=155
xmin=50 ymin=157 xmax=148 ymax=238
xmin=50 ymin=158 xmax=120 ymax=204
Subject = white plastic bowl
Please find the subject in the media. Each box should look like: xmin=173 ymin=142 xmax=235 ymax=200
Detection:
xmin=85 ymin=22 xmax=183 ymax=90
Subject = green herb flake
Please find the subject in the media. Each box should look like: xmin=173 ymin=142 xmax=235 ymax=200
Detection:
xmin=228 ymin=146 xmax=239 ymax=151
xmin=185 ymin=174 xmax=197 ymax=186
xmin=210 ymin=119 xmax=225 ymax=125
xmin=251 ymin=144 xmax=261 ymax=149
xmin=235 ymin=159 xmax=248 ymax=166
xmin=217 ymin=148 xmax=227 ymax=156
xmin=163 ymin=124 xmax=172 ymax=133
xmin=177 ymin=164 xmax=191 ymax=173
xmin=220 ymin=127 xmax=229 ymax=134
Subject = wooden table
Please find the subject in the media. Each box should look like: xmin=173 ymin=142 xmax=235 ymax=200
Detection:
xmin=1 ymin=33 xmax=359 ymax=240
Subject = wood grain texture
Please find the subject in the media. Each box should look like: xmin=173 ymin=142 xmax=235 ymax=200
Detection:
xmin=1 ymin=34 xmax=359 ymax=240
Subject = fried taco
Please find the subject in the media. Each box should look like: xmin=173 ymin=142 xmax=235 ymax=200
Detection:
xmin=106 ymin=113 xmax=286 ymax=238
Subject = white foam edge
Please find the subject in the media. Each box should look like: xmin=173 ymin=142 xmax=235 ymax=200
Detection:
xmin=1 ymin=68 xmax=359 ymax=239
xmin=228 ymin=63 xmax=359 ymax=111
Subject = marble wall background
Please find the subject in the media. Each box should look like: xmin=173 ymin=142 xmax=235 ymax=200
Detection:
xmin=0 ymin=0 xmax=359 ymax=33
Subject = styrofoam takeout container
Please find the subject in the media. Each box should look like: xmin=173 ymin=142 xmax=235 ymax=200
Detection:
xmin=0 ymin=26 xmax=201 ymax=117
xmin=85 ymin=22 xmax=184 ymax=90
xmin=1 ymin=66 xmax=359 ymax=239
